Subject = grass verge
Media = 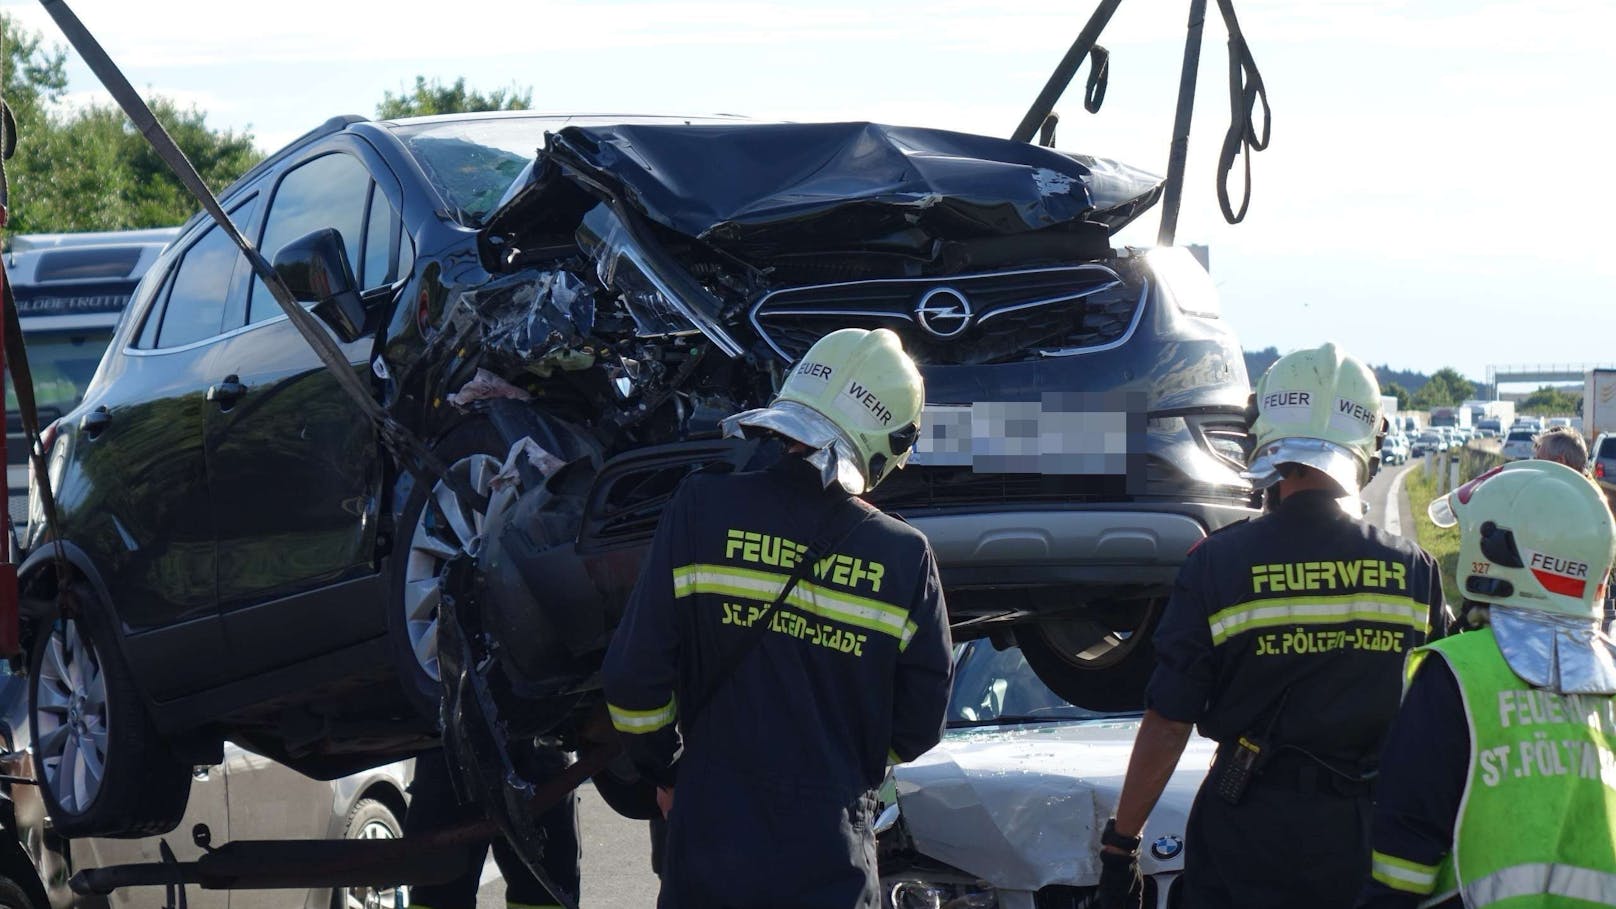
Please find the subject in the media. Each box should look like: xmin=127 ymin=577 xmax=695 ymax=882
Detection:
xmin=1405 ymin=463 xmax=1460 ymax=600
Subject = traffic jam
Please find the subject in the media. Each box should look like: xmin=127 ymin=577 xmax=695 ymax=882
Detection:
xmin=0 ymin=2 xmax=1611 ymax=909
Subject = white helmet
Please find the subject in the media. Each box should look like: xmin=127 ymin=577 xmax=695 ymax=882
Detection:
xmin=1428 ymin=459 xmax=1616 ymax=618
xmin=1244 ymin=343 xmax=1384 ymax=496
xmin=722 ymin=328 xmax=924 ymax=494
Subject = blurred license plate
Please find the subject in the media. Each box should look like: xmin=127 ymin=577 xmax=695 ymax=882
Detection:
xmin=910 ymin=394 xmax=1140 ymax=475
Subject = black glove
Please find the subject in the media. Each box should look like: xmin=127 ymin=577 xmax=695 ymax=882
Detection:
xmin=1092 ymin=847 xmax=1143 ymax=909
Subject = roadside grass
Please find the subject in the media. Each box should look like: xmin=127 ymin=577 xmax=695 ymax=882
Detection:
xmin=1406 ymin=447 xmax=1508 ymax=604
xmin=1405 ymin=462 xmax=1461 ymax=601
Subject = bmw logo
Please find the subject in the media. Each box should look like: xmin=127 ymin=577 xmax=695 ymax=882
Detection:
xmin=1150 ymin=835 xmax=1184 ymax=860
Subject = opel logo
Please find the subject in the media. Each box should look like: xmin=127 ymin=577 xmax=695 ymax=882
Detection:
xmin=914 ymin=287 xmax=973 ymax=338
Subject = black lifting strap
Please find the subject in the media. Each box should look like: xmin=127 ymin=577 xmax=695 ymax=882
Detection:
xmin=1214 ymin=0 xmax=1271 ymax=224
xmin=1084 ymin=46 xmax=1110 ymax=114
xmin=685 ymin=494 xmax=875 ymax=725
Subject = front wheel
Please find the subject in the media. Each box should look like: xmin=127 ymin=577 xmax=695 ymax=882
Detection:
xmin=389 ymin=418 xmax=511 ymax=719
xmin=27 ymin=585 xmax=191 ymax=837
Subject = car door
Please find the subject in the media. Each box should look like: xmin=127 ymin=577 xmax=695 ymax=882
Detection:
xmin=204 ymin=140 xmax=408 ymax=676
xmin=84 ymin=198 xmax=259 ymax=699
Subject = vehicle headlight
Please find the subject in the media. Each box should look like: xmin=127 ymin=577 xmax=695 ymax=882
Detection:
xmin=888 ymin=879 xmax=999 ymax=909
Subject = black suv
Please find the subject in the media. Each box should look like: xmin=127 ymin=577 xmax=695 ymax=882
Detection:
xmin=19 ymin=113 xmax=1255 ymax=837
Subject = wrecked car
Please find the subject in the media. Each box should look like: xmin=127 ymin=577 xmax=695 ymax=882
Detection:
xmin=16 ymin=111 xmax=1255 ymax=838
xmin=877 ymin=639 xmax=1213 ymax=909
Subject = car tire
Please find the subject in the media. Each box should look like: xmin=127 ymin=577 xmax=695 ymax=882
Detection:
xmin=1014 ymin=600 xmax=1164 ymax=714
xmin=27 ymin=584 xmax=192 ymax=838
xmin=389 ymin=417 xmax=513 ymax=720
xmin=333 ymin=799 xmax=407 ymax=909
xmin=0 ymin=875 xmax=38 ymax=909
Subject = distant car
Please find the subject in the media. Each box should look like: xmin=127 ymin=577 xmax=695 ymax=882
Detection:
xmin=0 ymin=661 xmax=413 ymax=909
xmin=878 ymin=640 xmax=1208 ymax=907
xmin=1380 ymin=434 xmax=1408 ymax=465
xmin=1502 ymin=428 xmax=1538 ymax=461
xmin=1411 ymin=431 xmax=1444 ymax=457
xmin=1592 ymin=433 xmax=1616 ymax=504
xmin=3 ymin=229 xmax=178 ymax=540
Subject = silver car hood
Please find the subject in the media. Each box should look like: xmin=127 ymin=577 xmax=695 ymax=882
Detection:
xmin=893 ymin=718 xmax=1216 ymax=892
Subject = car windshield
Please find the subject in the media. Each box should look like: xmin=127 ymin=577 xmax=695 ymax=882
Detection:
xmin=947 ymin=640 xmax=1127 ymax=727
xmin=4 ymin=328 xmax=114 ymax=419
xmin=1507 ymin=431 xmax=1535 ymax=442
xmin=387 ymin=117 xmax=556 ymax=226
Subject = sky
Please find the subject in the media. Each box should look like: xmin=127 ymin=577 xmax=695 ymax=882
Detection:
xmin=3 ymin=0 xmax=1613 ymax=382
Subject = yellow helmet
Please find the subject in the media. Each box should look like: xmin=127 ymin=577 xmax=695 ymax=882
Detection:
xmin=722 ymin=328 xmax=924 ymax=494
xmin=1245 ymin=343 xmax=1383 ymax=495
xmin=1428 ymin=459 xmax=1616 ymax=618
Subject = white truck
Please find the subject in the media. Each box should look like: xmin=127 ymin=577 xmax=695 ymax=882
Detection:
xmin=1586 ymin=369 xmax=1616 ymax=439
xmin=1464 ymin=399 xmax=1515 ymax=436
xmin=1429 ymin=405 xmax=1472 ymax=431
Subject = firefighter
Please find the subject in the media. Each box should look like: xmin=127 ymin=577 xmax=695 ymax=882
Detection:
xmin=601 ymin=327 xmax=953 ymax=909
xmin=1358 ymin=459 xmax=1616 ymax=908
xmin=1094 ymin=343 xmax=1448 ymax=909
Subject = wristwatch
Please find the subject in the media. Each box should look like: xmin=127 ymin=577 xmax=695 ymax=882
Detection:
xmin=1101 ymin=818 xmax=1142 ymax=854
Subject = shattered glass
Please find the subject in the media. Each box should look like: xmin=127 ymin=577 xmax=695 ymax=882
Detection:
xmin=460 ymin=269 xmax=598 ymax=378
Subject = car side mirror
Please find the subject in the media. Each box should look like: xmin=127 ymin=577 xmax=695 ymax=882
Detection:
xmin=272 ymin=228 xmax=367 ymax=343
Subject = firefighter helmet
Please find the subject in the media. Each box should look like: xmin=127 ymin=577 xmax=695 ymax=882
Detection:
xmin=722 ymin=328 xmax=924 ymax=494
xmin=1427 ymin=459 xmax=1616 ymax=618
xmin=1244 ymin=343 xmax=1384 ymax=496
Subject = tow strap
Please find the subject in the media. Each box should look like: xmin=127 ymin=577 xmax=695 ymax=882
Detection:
xmin=34 ymin=0 xmax=472 ymax=504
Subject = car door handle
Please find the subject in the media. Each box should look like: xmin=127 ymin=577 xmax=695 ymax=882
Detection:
xmin=79 ymin=406 xmax=111 ymax=439
xmin=206 ymin=376 xmax=247 ymax=407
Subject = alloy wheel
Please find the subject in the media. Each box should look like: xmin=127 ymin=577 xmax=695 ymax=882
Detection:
xmin=34 ymin=617 xmax=109 ymax=815
xmin=403 ymin=453 xmax=502 ymax=682
xmin=345 ymin=817 xmax=408 ymax=909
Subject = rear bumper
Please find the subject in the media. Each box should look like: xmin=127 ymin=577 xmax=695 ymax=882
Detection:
xmin=906 ymin=501 xmax=1255 ymax=591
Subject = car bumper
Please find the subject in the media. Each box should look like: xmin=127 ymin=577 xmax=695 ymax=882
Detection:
xmin=907 ymin=502 xmax=1255 ymax=591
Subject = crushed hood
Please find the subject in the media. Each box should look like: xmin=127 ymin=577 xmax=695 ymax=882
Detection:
xmin=892 ymin=718 xmax=1215 ymax=892
xmin=486 ymin=121 xmax=1162 ymax=257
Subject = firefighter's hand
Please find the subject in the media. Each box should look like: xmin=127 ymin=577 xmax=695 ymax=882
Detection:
xmin=1090 ymin=846 xmax=1142 ymax=909
xmin=656 ymin=786 xmax=674 ymax=819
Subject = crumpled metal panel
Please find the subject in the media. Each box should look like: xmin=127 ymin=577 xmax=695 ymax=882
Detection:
xmin=518 ymin=122 xmax=1161 ymax=254
xmin=1491 ymin=606 xmax=1616 ymax=695
xmin=892 ymin=719 xmax=1215 ymax=892
xmin=458 ymin=269 xmax=597 ymax=377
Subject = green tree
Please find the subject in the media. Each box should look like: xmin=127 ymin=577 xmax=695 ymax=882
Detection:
xmin=1519 ymin=385 xmax=1580 ymax=416
xmin=3 ymin=13 xmax=261 ymax=234
xmin=1382 ymin=381 xmax=1411 ymax=410
xmin=376 ymin=76 xmax=532 ymax=118
xmin=1411 ymin=367 xmax=1477 ymax=409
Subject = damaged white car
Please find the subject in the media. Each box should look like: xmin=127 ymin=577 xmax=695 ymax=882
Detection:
xmin=877 ymin=640 xmax=1214 ymax=908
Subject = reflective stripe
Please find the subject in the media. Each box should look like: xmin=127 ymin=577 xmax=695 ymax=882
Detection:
xmin=1464 ymin=863 xmax=1616 ymax=907
xmin=900 ymin=619 xmax=919 ymax=652
xmin=672 ymin=564 xmax=910 ymax=641
xmin=608 ymin=696 xmax=677 ymax=734
xmin=1207 ymin=593 xmax=1428 ymax=645
xmin=1371 ymin=851 xmax=1439 ymax=895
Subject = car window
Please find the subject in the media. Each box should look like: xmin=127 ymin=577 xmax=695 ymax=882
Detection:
xmin=135 ymin=197 xmax=256 ymax=350
xmin=248 ymin=152 xmax=372 ymax=325
xmin=361 ymin=182 xmax=393 ymax=288
xmin=4 ymin=328 xmax=114 ymax=417
xmin=1599 ymin=438 xmax=1616 ymax=459
xmin=947 ymin=641 xmax=1122 ymax=726
xmin=153 ymin=222 xmax=241 ymax=348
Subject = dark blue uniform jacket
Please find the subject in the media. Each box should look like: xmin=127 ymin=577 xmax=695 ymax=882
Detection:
xmin=602 ymin=453 xmax=953 ymax=909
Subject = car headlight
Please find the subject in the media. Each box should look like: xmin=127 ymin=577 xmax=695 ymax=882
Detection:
xmin=888 ymin=879 xmax=999 ymax=909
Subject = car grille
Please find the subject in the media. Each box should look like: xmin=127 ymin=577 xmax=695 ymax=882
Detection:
xmin=866 ymin=466 xmax=1128 ymax=509
xmin=749 ymin=265 xmax=1141 ymax=366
